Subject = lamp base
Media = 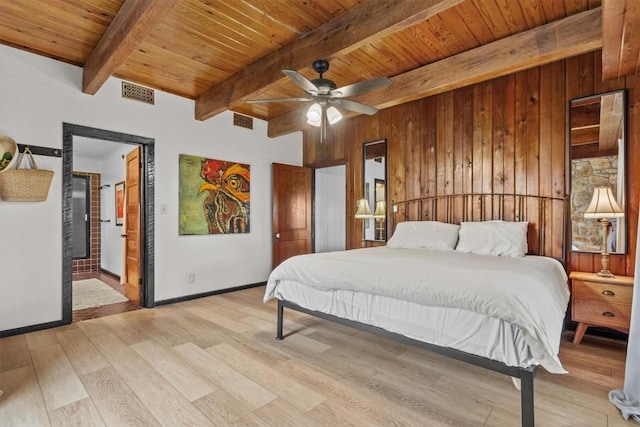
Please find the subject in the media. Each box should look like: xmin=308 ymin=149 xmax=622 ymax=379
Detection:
xmin=598 ymin=236 xmax=613 ymax=278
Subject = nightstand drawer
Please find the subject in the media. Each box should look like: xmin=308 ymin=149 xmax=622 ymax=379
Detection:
xmin=572 ymin=298 xmax=631 ymax=331
xmin=572 ymin=279 xmax=633 ymax=304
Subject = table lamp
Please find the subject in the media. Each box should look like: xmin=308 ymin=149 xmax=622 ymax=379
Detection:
xmin=584 ymin=186 xmax=624 ymax=277
xmin=373 ymin=200 xmax=386 ymax=241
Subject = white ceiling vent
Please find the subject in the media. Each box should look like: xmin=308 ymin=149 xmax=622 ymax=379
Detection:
xmin=233 ymin=113 xmax=253 ymax=130
xmin=122 ymin=82 xmax=154 ymax=105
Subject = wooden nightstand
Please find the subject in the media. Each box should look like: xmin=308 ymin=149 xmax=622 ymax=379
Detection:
xmin=570 ymin=271 xmax=634 ymax=344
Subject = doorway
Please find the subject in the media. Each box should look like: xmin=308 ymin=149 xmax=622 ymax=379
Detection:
xmin=71 ymin=138 xmax=138 ymax=320
xmin=62 ymin=123 xmax=155 ymax=324
xmin=314 ymin=164 xmax=346 ymax=253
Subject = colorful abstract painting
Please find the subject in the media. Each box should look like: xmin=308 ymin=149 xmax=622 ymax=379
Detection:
xmin=179 ymin=154 xmax=250 ymax=235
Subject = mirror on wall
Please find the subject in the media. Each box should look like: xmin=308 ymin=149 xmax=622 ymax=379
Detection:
xmin=570 ymin=90 xmax=626 ymax=254
xmin=363 ymin=139 xmax=387 ymax=241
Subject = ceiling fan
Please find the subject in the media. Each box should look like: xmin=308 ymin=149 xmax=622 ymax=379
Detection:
xmin=246 ymin=59 xmax=392 ymax=141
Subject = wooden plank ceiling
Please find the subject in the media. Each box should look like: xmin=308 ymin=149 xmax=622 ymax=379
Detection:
xmin=0 ymin=0 xmax=636 ymax=137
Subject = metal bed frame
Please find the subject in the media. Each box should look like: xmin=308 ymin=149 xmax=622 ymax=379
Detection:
xmin=274 ymin=193 xmax=568 ymax=427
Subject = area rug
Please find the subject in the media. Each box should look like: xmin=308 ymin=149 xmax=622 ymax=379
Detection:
xmin=72 ymin=279 xmax=128 ymax=310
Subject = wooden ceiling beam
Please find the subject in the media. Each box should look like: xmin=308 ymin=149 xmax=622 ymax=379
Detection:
xmin=602 ymin=0 xmax=640 ymax=80
xmin=599 ymin=91 xmax=624 ymax=151
xmin=268 ymin=7 xmax=602 ymax=138
xmin=82 ymin=0 xmax=177 ymax=95
xmin=195 ymin=0 xmax=465 ymax=121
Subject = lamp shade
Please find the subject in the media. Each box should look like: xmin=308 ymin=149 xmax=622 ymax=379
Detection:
xmin=373 ymin=200 xmax=386 ymax=218
xmin=326 ymin=106 xmax=342 ymax=124
xmin=306 ymin=103 xmax=322 ymax=127
xmin=355 ymin=198 xmax=372 ymax=218
xmin=584 ymin=186 xmax=624 ymax=219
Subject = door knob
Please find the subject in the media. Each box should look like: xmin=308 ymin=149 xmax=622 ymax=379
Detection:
xmin=275 ymin=233 xmax=280 ymax=239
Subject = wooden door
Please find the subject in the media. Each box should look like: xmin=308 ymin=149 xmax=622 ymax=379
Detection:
xmin=124 ymin=147 xmax=142 ymax=304
xmin=272 ymin=163 xmax=312 ymax=269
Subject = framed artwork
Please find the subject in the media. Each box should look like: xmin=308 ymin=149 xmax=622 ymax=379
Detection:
xmin=179 ymin=154 xmax=250 ymax=235
xmin=115 ymin=181 xmax=125 ymax=226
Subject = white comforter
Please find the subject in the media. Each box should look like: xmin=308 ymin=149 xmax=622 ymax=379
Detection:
xmin=264 ymin=247 xmax=570 ymax=373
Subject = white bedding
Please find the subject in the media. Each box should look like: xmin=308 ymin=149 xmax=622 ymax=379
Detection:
xmin=264 ymin=247 xmax=570 ymax=373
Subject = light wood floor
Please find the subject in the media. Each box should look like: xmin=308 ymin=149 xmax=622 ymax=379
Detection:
xmin=71 ymin=271 xmax=139 ymax=322
xmin=0 ymin=286 xmax=633 ymax=426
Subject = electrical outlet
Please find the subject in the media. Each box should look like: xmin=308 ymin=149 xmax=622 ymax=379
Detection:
xmin=188 ymin=273 xmax=195 ymax=283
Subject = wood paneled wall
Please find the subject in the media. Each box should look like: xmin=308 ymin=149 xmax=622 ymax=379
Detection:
xmin=303 ymin=51 xmax=639 ymax=276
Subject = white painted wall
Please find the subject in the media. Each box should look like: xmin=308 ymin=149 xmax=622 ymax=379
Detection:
xmin=73 ymin=155 xmax=101 ymax=173
xmin=314 ymin=165 xmax=346 ymax=253
xmin=0 ymin=45 xmax=302 ymax=332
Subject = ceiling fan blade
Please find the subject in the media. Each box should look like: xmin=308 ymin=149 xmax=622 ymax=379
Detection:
xmin=332 ymin=99 xmax=379 ymax=115
xmin=282 ymin=70 xmax=319 ymax=95
xmin=331 ymin=77 xmax=392 ymax=98
xmin=246 ymin=97 xmax=312 ymax=104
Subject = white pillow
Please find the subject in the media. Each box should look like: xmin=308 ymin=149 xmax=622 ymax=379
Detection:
xmin=455 ymin=220 xmax=529 ymax=257
xmin=387 ymin=221 xmax=460 ymax=251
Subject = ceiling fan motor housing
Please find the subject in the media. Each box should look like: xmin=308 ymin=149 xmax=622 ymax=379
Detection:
xmin=311 ymin=78 xmax=337 ymax=94
xmin=311 ymin=59 xmax=335 ymax=94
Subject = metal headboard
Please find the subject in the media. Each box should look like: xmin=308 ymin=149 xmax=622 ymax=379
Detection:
xmin=391 ymin=193 xmax=569 ymax=264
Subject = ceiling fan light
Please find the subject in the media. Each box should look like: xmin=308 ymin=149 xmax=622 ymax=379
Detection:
xmin=307 ymin=116 xmax=321 ymax=127
xmin=326 ymin=106 xmax=342 ymax=124
xmin=307 ymin=103 xmax=322 ymax=121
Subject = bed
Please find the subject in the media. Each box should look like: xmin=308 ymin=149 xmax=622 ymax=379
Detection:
xmin=264 ymin=193 xmax=569 ymax=427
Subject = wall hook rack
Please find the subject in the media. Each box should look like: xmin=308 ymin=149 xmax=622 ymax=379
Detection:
xmin=16 ymin=144 xmax=62 ymax=158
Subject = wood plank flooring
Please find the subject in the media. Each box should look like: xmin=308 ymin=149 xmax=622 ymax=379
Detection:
xmin=72 ymin=271 xmax=139 ymax=323
xmin=0 ymin=286 xmax=633 ymax=426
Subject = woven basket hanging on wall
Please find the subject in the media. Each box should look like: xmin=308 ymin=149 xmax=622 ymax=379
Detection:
xmin=0 ymin=147 xmax=54 ymax=202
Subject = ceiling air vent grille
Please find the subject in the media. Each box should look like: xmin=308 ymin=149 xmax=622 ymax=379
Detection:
xmin=233 ymin=113 xmax=253 ymax=129
xmin=122 ymin=82 xmax=154 ymax=105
